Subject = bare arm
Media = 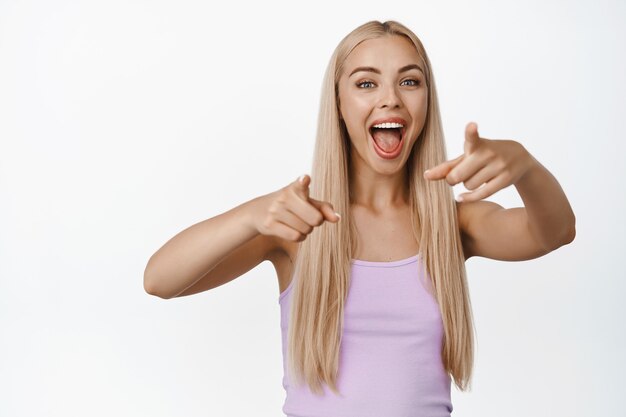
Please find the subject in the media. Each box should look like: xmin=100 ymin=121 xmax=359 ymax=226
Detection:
xmin=143 ymin=174 xmax=339 ymax=299
xmin=458 ymin=153 xmax=576 ymax=261
xmin=143 ymin=195 xmax=275 ymax=299
xmin=425 ymin=123 xmax=575 ymax=261
xmin=512 ymin=156 xmax=576 ymax=250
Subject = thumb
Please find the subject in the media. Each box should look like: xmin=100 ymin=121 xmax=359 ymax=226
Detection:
xmin=294 ymin=174 xmax=311 ymax=198
xmin=309 ymin=197 xmax=341 ymax=223
xmin=464 ymin=122 xmax=480 ymax=154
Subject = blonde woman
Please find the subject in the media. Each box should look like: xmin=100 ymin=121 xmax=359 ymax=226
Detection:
xmin=144 ymin=20 xmax=576 ymax=417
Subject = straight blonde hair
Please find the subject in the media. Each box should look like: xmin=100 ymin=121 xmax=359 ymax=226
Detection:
xmin=285 ymin=20 xmax=475 ymax=396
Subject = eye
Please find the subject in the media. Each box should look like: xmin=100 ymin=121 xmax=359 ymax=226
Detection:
xmin=401 ymin=79 xmax=421 ymax=86
xmin=356 ymin=79 xmax=421 ymax=89
xmin=356 ymin=80 xmax=375 ymax=89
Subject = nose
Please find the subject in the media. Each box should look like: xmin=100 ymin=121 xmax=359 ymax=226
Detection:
xmin=377 ymin=84 xmax=402 ymax=109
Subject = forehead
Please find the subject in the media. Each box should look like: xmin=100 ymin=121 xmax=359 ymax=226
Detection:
xmin=342 ymin=35 xmax=421 ymax=75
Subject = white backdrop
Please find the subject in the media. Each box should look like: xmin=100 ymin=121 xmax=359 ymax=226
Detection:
xmin=1 ymin=0 xmax=624 ymax=416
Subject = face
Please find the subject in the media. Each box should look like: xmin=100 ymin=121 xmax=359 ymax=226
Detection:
xmin=337 ymin=35 xmax=428 ymax=174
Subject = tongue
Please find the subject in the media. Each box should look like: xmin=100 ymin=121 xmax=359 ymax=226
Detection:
xmin=371 ymin=128 xmax=402 ymax=152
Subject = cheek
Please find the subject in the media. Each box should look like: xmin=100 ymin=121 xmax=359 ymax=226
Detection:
xmin=410 ymin=94 xmax=429 ymax=124
xmin=341 ymin=99 xmax=369 ymax=133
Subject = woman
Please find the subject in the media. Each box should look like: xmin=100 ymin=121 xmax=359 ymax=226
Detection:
xmin=144 ymin=20 xmax=576 ymax=417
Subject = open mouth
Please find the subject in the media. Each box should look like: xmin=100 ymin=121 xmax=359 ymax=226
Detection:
xmin=368 ymin=125 xmax=406 ymax=153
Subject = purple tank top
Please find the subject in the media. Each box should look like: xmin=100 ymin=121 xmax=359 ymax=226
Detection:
xmin=278 ymin=252 xmax=453 ymax=417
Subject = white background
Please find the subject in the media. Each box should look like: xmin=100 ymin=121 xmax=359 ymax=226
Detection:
xmin=1 ymin=0 xmax=624 ymax=416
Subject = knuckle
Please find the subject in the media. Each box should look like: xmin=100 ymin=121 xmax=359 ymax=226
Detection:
xmin=268 ymin=204 xmax=280 ymax=216
xmin=261 ymin=218 xmax=273 ymax=231
xmin=276 ymin=190 xmax=289 ymax=204
xmin=290 ymin=230 xmax=302 ymax=242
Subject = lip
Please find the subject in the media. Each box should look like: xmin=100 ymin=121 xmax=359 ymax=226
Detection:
xmin=368 ymin=116 xmax=407 ymax=160
xmin=369 ymin=116 xmax=408 ymax=128
xmin=368 ymin=116 xmax=407 ymax=141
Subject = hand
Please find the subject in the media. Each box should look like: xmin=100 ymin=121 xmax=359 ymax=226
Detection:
xmin=251 ymin=174 xmax=340 ymax=242
xmin=423 ymin=122 xmax=534 ymax=202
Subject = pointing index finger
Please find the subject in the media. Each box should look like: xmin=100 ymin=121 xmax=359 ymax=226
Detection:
xmin=423 ymin=154 xmax=464 ymax=180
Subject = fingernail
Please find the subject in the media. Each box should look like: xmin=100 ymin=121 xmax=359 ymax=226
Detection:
xmin=456 ymin=194 xmax=464 ymax=202
xmin=423 ymin=170 xmax=430 ymax=178
xmin=298 ymin=174 xmax=306 ymax=184
xmin=334 ymin=212 xmax=341 ymax=220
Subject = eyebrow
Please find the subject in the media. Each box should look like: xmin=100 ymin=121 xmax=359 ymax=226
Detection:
xmin=349 ymin=64 xmax=424 ymax=77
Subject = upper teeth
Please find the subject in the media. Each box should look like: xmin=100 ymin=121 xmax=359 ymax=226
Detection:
xmin=372 ymin=122 xmax=404 ymax=128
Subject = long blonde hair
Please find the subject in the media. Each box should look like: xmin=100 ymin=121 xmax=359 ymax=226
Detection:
xmin=286 ymin=20 xmax=475 ymax=396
